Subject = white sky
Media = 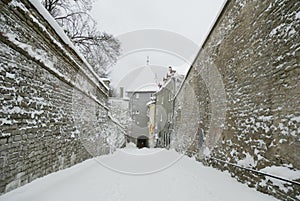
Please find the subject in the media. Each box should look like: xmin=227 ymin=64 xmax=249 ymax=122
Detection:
xmin=91 ymin=0 xmax=226 ymax=44
xmin=90 ymin=0 xmax=227 ymax=91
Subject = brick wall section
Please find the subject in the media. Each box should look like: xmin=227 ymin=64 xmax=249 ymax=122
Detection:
xmin=171 ymin=0 xmax=299 ymax=200
xmin=0 ymin=0 xmax=124 ymax=194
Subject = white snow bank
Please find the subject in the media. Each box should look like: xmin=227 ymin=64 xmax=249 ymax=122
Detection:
xmin=260 ymin=166 xmax=300 ymax=180
xmin=0 ymin=148 xmax=279 ymax=201
xmin=125 ymin=142 xmax=137 ymax=148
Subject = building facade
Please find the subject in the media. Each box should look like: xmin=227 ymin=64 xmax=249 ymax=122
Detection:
xmin=147 ymin=97 xmax=156 ymax=148
xmin=148 ymin=67 xmax=184 ymax=148
xmin=127 ymin=90 xmax=156 ymax=147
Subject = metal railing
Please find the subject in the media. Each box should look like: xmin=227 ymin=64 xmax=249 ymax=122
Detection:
xmin=208 ymin=156 xmax=300 ymax=186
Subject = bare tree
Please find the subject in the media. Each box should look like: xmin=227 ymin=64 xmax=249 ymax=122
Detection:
xmin=42 ymin=0 xmax=120 ymax=77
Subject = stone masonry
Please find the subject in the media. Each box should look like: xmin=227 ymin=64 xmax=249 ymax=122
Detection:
xmin=0 ymin=0 xmax=124 ymax=194
xmin=169 ymin=0 xmax=299 ymax=200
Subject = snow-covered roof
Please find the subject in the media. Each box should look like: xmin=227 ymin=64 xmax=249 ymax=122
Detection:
xmin=125 ymin=65 xmax=161 ymax=92
xmin=155 ymin=74 xmax=183 ymax=94
xmin=146 ymin=100 xmax=156 ymax=106
xmin=126 ymin=87 xmax=158 ymax=93
xmin=101 ymin=78 xmax=110 ymax=81
xmin=126 ymin=84 xmax=158 ymax=93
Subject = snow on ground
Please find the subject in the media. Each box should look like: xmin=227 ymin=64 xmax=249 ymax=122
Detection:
xmin=0 ymin=145 xmax=278 ymax=201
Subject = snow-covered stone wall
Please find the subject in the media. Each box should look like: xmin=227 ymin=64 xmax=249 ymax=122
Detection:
xmin=172 ymin=0 xmax=300 ymax=200
xmin=0 ymin=0 xmax=124 ymax=194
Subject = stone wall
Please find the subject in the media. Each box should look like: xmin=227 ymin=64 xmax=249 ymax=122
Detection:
xmin=171 ymin=0 xmax=300 ymax=200
xmin=0 ymin=0 xmax=124 ymax=194
xmin=172 ymin=69 xmax=212 ymax=156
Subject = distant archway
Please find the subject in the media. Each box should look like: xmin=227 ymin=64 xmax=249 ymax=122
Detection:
xmin=137 ymin=135 xmax=149 ymax=148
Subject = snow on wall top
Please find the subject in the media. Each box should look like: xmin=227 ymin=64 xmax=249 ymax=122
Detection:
xmin=26 ymin=0 xmax=109 ymax=91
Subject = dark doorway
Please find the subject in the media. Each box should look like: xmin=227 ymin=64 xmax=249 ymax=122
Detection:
xmin=137 ymin=135 xmax=149 ymax=148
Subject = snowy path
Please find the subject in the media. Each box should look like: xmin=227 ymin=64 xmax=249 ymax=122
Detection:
xmin=0 ymin=145 xmax=278 ymax=201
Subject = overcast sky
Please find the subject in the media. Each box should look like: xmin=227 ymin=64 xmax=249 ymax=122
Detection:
xmin=90 ymin=0 xmax=226 ymax=91
xmin=91 ymin=0 xmax=226 ymax=44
